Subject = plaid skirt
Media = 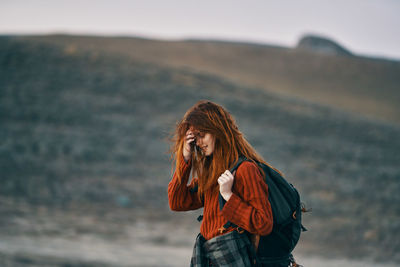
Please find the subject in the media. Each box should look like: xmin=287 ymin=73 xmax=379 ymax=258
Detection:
xmin=190 ymin=231 xmax=256 ymax=267
xmin=190 ymin=231 xmax=292 ymax=267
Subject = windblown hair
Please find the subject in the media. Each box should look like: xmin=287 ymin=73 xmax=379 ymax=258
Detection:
xmin=170 ymin=100 xmax=282 ymax=197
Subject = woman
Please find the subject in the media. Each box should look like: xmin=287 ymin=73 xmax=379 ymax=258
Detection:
xmin=168 ymin=101 xmax=287 ymax=267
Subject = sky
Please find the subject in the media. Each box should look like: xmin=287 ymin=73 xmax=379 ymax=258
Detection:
xmin=1 ymin=0 xmax=400 ymax=60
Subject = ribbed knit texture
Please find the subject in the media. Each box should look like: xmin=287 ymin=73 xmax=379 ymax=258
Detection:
xmin=168 ymin=156 xmax=273 ymax=240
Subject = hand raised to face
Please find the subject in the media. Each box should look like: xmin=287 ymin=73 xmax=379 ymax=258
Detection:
xmin=183 ymin=129 xmax=196 ymax=162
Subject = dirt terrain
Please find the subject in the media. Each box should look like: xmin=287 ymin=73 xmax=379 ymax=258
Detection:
xmin=0 ymin=204 xmax=398 ymax=267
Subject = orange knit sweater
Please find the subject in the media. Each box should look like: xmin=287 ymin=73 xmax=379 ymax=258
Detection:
xmin=168 ymin=156 xmax=273 ymax=240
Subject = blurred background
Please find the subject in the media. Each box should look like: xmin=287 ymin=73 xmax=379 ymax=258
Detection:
xmin=0 ymin=1 xmax=399 ymax=266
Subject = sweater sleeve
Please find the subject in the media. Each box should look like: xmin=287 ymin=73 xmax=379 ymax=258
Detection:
xmin=168 ymin=155 xmax=203 ymax=211
xmin=221 ymin=161 xmax=273 ymax=235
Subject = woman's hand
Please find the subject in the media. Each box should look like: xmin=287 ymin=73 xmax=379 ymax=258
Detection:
xmin=218 ymin=170 xmax=235 ymax=201
xmin=183 ymin=129 xmax=195 ymax=162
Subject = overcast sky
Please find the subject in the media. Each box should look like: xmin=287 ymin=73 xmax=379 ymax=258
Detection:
xmin=1 ymin=0 xmax=399 ymax=60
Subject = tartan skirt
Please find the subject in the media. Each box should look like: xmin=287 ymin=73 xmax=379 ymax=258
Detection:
xmin=190 ymin=231 xmax=256 ymax=267
xmin=190 ymin=231 xmax=292 ymax=267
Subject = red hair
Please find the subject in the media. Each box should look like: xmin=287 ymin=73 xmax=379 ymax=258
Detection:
xmin=170 ymin=100 xmax=282 ymax=197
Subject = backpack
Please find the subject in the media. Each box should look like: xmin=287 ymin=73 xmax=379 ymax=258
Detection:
xmin=218 ymin=156 xmax=308 ymax=265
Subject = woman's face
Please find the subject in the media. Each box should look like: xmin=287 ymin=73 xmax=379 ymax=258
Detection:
xmin=192 ymin=128 xmax=215 ymax=156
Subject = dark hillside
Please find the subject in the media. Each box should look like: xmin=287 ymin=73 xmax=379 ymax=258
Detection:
xmin=0 ymin=37 xmax=399 ymax=264
xmin=19 ymin=34 xmax=400 ymax=125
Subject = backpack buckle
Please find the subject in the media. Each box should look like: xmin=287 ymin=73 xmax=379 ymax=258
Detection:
xmin=218 ymin=226 xmax=227 ymax=234
xmin=236 ymin=227 xmax=245 ymax=234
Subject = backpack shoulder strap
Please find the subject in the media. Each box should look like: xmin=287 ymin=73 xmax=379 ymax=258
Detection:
xmin=219 ymin=155 xmax=249 ymax=211
xmin=229 ymin=155 xmax=248 ymax=173
xmin=218 ymin=156 xmax=251 ymax=231
xmin=198 ymin=156 xmax=250 ymax=225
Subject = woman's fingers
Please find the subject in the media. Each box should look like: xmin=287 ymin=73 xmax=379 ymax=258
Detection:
xmin=185 ymin=132 xmax=195 ymax=144
xmin=183 ymin=130 xmax=196 ymax=162
xmin=186 ymin=137 xmax=195 ymax=144
xmin=218 ymin=172 xmax=234 ymax=184
xmin=219 ymin=173 xmax=229 ymax=180
xmin=218 ymin=170 xmax=235 ymax=201
xmin=217 ymin=176 xmax=227 ymax=185
xmin=223 ymin=170 xmax=234 ymax=179
xmin=185 ymin=130 xmax=195 ymax=144
xmin=186 ymin=129 xmax=194 ymax=137
xmin=217 ymin=175 xmax=227 ymax=184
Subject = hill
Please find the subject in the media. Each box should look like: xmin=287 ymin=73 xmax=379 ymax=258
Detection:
xmin=16 ymin=34 xmax=400 ymax=125
xmin=0 ymin=36 xmax=399 ymax=265
xmin=296 ymin=34 xmax=353 ymax=56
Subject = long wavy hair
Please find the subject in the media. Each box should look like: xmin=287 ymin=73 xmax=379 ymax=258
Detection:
xmin=170 ymin=100 xmax=282 ymax=197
